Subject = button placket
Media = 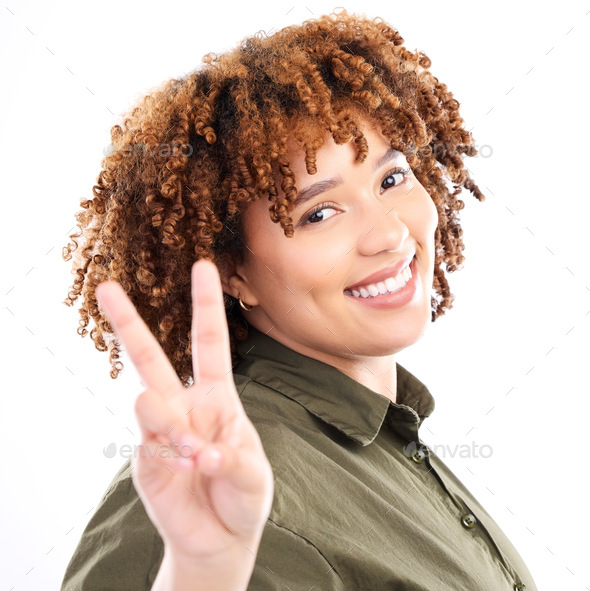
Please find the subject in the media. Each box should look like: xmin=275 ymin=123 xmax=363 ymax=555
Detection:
xmin=393 ymin=413 xmax=533 ymax=589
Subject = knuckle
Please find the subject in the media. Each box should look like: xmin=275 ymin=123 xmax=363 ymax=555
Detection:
xmin=196 ymin=327 xmax=222 ymax=346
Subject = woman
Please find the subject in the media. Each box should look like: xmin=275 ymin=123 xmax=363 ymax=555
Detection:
xmin=61 ymin=10 xmax=536 ymax=590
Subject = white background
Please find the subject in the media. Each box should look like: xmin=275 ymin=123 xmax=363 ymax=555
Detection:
xmin=1 ymin=0 xmax=589 ymax=589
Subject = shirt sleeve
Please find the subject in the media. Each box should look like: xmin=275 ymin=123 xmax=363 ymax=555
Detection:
xmin=60 ymin=460 xmax=164 ymax=591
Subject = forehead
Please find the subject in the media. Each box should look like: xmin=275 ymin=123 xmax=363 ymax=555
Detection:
xmin=284 ymin=117 xmax=394 ymax=173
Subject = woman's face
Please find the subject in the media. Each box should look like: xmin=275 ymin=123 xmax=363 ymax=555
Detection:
xmin=225 ymin=121 xmax=439 ymax=369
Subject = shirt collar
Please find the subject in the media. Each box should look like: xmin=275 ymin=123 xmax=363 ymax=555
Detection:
xmin=234 ymin=325 xmax=435 ymax=446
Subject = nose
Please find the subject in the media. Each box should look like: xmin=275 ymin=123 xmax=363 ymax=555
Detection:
xmin=354 ymin=201 xmax=409 ymax=257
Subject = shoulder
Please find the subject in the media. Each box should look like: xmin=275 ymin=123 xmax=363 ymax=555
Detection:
xmin=233 ymin=372 xmax=319 ymax=435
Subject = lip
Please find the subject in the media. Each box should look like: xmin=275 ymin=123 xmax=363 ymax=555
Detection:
xmin=345 ymin=253 xmax=415 ymax=291
xmin=344 ymin=256 xmax=418 ymax=309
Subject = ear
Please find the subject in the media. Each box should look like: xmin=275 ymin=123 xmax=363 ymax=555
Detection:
xmin=217 ymin=258 xmax=259 ymax=307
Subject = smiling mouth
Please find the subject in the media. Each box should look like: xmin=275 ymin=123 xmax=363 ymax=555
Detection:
xmin=344 ymin=261 xmax=412 ymax=298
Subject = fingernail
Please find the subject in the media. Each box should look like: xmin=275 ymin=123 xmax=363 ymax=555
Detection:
xmin=177 ymin=439 xmax=195 ymax=458
xmin=207 ymin=447 xmax=222 ymax=470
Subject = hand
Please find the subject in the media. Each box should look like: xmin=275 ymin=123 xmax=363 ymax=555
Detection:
xmin=95 ymin=260 xmax=274 ymax=563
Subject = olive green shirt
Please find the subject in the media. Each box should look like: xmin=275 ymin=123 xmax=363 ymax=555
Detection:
xmin=62 ymin=325 xmax=536 ymax=590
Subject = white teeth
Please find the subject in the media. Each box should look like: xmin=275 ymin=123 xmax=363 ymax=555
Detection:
xmin=345 ymin=261 xmax=413 ymax=299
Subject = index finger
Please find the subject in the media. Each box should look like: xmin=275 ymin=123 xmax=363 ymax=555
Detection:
xmin=96 ymin=281 xmax=182 ymax=397
xmin=191 ymin=260 xmax=234 ymax=384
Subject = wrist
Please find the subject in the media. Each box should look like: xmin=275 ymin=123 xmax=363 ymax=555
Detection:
xmin=153 ymin=542 xmax=260 ymax=591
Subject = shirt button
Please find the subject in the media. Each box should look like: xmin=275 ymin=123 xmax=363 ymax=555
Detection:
xmin=461 ymin=513 xmax=477 ymax=529
xmin=411 ymin=449 xmax=426 ymax=463
xmin=514 ymin=585 xmax=526 ymax=591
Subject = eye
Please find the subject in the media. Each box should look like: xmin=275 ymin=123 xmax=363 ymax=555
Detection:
xmin=380 ymin=167 xmax=411 ymax=192
xmin=304 ymin=202 xmax=339 ymax=225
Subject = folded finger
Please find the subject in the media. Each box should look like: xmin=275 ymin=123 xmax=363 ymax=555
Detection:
xmin=134 ymin=388 xmax=198 ymax=446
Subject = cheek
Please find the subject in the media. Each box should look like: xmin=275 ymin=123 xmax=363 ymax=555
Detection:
xmin=268 ymin=242 xmax=328 ymax=288
xmin=256 ymin=241 xmax=341 ymax=303
xmin=244 ymin=232 xmax=309 ymax=291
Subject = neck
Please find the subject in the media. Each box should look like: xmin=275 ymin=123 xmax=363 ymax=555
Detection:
xmin=330 ymin=355 xmax=397 ymax=403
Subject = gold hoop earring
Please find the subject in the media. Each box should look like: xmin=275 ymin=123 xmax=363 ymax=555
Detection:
xmin=238 ymin=293 xmax=253 ymax=311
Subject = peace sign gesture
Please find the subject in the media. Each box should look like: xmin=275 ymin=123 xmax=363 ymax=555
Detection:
xmin=96 ymin=260 xmax=273 ymax=589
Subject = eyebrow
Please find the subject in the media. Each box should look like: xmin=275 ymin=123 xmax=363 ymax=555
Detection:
xmin=374 ymin=147 xmax=403 ymax=172
xmin=292 ymin=147 xmax=404 ymax=210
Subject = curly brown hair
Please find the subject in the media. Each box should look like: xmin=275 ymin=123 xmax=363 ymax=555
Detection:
xmin=63 ymin=9 xmax=485 ymax=387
